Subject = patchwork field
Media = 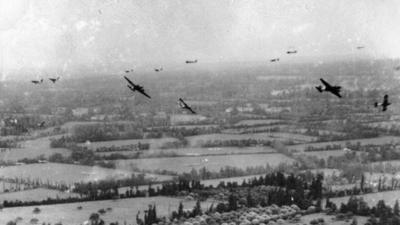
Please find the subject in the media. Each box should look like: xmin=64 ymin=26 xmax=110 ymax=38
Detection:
xmin=330 ymin=190 xmax=400 ymax=208
xmin=0 ymin=196 xmax=212 ymax=225
xmin=187 ymin=132 xmax=316 ymax=147
xmin=287 ymin=136 xmax=400 ymax=152
xmin=234 ymin=119 xmax=284 ymax=126
xmin=78 ymin=137 xmax=180 ymax=150
xmin=0 ymin=188 xmax=79 ymax=202
xmin=0 ymin=163 xmax=172 ymax=185
xmin=96 ymin=146 xmax=276 ymax=157
xmin=113 ymin=153 xmax=295 ymax=173
xmin=0 ymin=136 xmax=71 ymax=162
xmin=294 ymin=150 xmax=348 ymax=159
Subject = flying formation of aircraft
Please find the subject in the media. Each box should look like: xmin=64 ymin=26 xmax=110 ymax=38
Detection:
xmin=125 ymin=69 xmax=134 ymax=73
xmin=123 ymin=76 xmax=151 ymax=99
xmin=185 ymin=59 xmax=198 ymax=64
xmin=49 ymin=77 xmax=60 ymax=83
xmin=315 ymin=78 xmax=342 ymax=98
xmin=374 ymin=95 xmax=391 ymax=112
xmin=154 ymin=67 xmax=163 ymax=72
xmin=270 ymin=58 xmax=280 ymax=62
xmin=31 ymin=79 xmax=43 ymax=84
xmin=178 ymin=98 xmax=196 ymax=114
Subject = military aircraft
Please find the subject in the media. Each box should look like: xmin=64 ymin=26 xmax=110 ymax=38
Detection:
xmin=31 ymin=79 xmax=43 ymax=84
xmin=315 ymin=78 xmax=342 ymax=98
xmin=374 ymin=94 xmax=391 ymax=111
xmin=49 ymin=77 xmax=60 ymax=83
xmin=356 ymin=46 xmax=365 ymax=50
xmin=178 ymin=98 xmax=196 ymax=114
xmin=185 ymin=59 xmax=198 ymax=64
xmin=286 ymin=50 xmax=297 ymax=54
xmin=125 ymin=69 xmax=134 ymax=73
xmin=270 ymin=58 xmax=280 ymax=62
xmin=123 ymin=76 xmax=151 ymax=99
xmin=38 ymin=121 xmax=45 ymax=128
xmin=154 ymin=67 xmax=163 ymax=72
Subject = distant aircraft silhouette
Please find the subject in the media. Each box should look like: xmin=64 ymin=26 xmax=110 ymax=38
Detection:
xmin=38 ymin=121 xmax=45 ymax=128
xmin=374 ymin=94 xmax=391 ymax=111
xmin=49 ymin=77 xmax=60 ymax=83
xmin=185 ymin=59 xmax=198 ymax=64
xmin=125 ymin=69 xmax=134 ymax=73
xmin=316 ymin=78 xmax=342 ymax=98
xmin=286 ymin=50 xmax=297 ymax=54
xmin=394 ymin=66 xmax=400 ymax=71
xmin=154 ymin=67 xmax=163 ymax=72
xmin=178 ymin=98 xmax=196 ymax=114
xmin=270 ymin=58 xmax=280 ymax=62
xmin=356 ymin=46 xmax=365 ymax=50
xmin=31 ymin=79 xmax=43 ymax=84
xmin=123 ymin=76 xmax=151 ymax=99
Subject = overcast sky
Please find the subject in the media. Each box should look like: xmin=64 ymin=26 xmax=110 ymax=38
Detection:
xmin=0 ymin=0 xmax=399 ymax=78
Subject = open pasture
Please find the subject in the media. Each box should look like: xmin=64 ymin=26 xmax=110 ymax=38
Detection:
xmin=113 ymin=153 xmax=295 ymax=173
xmin=287 ymin=136 xmax=400 ymax=152
xmin=330 ymin=190 xmax=400 ymax=209
xmin=0 ymin=196 xmax=212 ymax=225
xmin=0 ymin=188 xmax=79 ymax=203
xmin=234 ymin=119 xmax=284 ymax=126
xmin=0 ymin=163 xmax=172 ymax=185
xmin=79 ymin=137 xmax=179 ymax=150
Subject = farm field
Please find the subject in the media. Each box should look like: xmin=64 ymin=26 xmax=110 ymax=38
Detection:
xmin=221 ymin=125 xmax=289 ymax=134
xmin=113 ymin=153 xmax=295 ymax=173
xmin=330 ymin=190 xmax=400 ymax=208
xmin=0 ymin=196 xmax=212 ymax=225
xmin=0 ymin=163 xmax=172 ymax=185
xmin=300 ymin=213 xmax=368 ymax=225
xmin=187 ymin=132 xmax=316 ymax=147
xmin=294 ymin=150 xmax=348 ymax=159
xmin=234 ymin=119 xmax=284 ymax=126
xmin=0 ymin=188 xmax=79 ymax=202
xmin=96 ymin=146 xmax=276 ymax=157
xmin=287 ymin=136 xmax=400 ymax=152
xmin=78 ymin=137 xmax=179 ymax=150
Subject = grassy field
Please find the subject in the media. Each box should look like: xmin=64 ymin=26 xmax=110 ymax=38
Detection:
xmin=0 ymin=163 xmax=172 ymax=185
xmin=234 ymin=119 xmax=284 ymax=126
xmin=96 ymin=146 xmax=276 ymax=157
xmin=0 ymin=196 xmax=212 ymax=225
xmin=0 ymin=136 xmax=71 ymax=162
xmin=113 ymin=153 xmax=295 ymax=173
xmin=187 ymin=132 xmax=316 ymax=147
xmin=0 ymin=188 xmax=79 ymax=202
xmin=287 ymin=136 xmax=400 ymax=152
xmin=294 ymin=150 xmax=348 ymax=159
xmin=330 ymin=190 xmax=400 ymax=208
xmin=79 ymin=137 xmax=180 ymax=150
xmin=300 ymin=213 xmax=368 ymax=225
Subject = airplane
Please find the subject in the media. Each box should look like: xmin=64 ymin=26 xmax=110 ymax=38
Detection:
xmin=185 ymin=59 xmax=198 ymax=64
xmin=374 ymin=94 xmax=391 ymax=112
xmin=270 ymin=58 xmax=280 ymax=62
xmin=154 ymin=67 xmax=163 ymax=72
xmin=286 ymin=50 xmax=297 ymax=54
xmin=315 ymin=78 xmax=342 ymax=98
xmin=123 ymin=76 xmax=151 ymax=99
xmin=125 ymin=69 xmax=134 ymax=73
xmin=178 ymin=98 xmax=196 ymax=114
xmin=31 ymin=79 xmax=43 ymax=84
xmin=38 ymin=121 xmax=45 ymax=128
xmin=356 ymin=46 xmax=365 ymax=50
xmin=49 ymin=77 xmax=60 ymax=83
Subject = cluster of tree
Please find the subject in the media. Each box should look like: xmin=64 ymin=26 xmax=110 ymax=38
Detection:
xmin=95 ymin=143 xmax=150 ymax=152
xmin=336 ymin=197 xmax=400 ymax=225
xmin=199 ymin=139 xmax=272 ymax=148
xmin=145 ymin=126 xmax=221 ymax=138
xmin=0 ymin=139 xmax=19 ymax=148
xmin=304 ymin=144 xmax=343 ymax=152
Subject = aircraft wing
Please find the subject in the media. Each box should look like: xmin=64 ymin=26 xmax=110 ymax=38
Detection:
xmin=124 ymin=76 xmax=135 ymax=87
xmin=331 ymin=90 xmax=342 ymax=98
xmin=320 ymin=78 xmax=332 ymax=89
xmin=137 ymin=89 xmax=151 ymax=99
